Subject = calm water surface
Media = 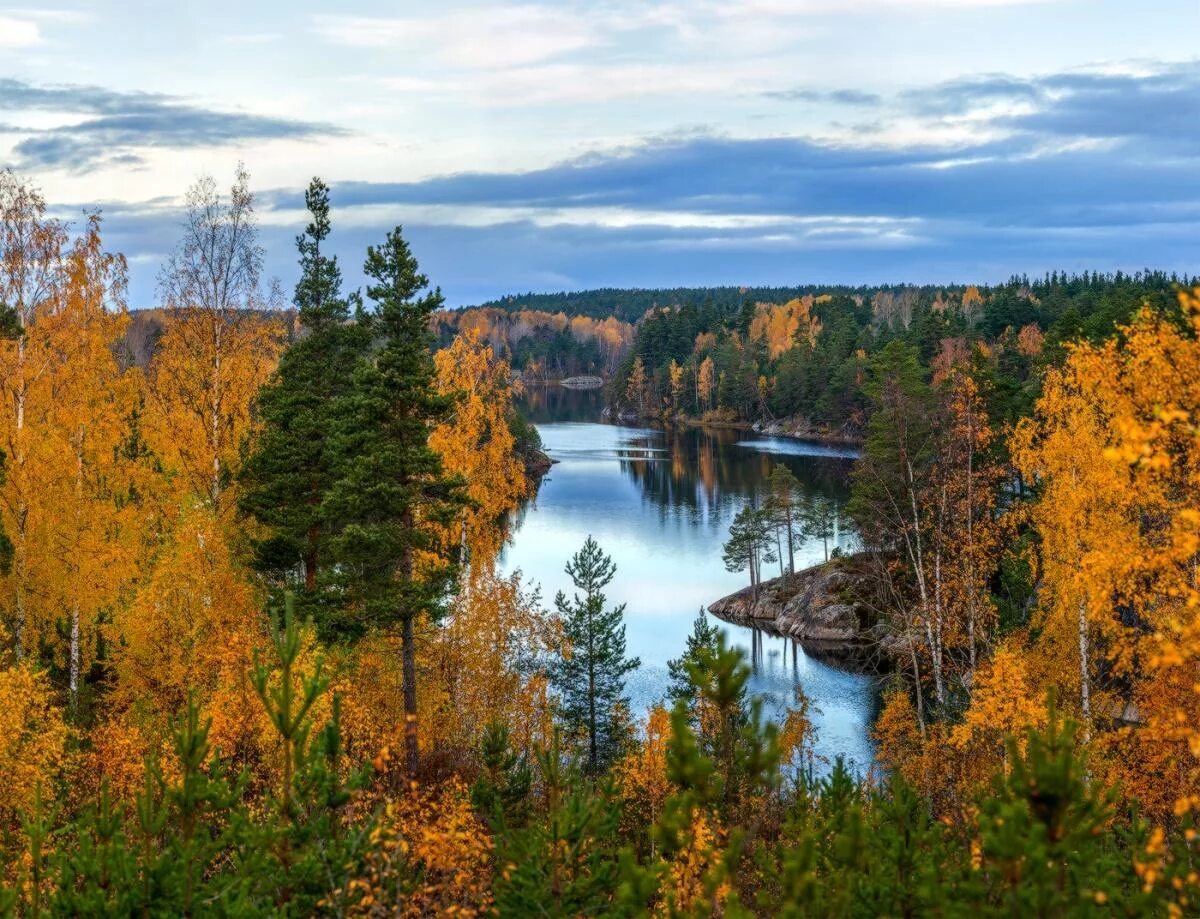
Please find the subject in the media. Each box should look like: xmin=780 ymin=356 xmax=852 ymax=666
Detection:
xmin=500 ymin=387 xmax=880 ymax=773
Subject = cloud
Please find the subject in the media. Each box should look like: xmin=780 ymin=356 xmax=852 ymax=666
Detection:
xmin=0 ymin=78 xmax=347 ymax=171
xmin=50 ymin=58 xmax=1200 ymax=308
xmin=763 ymin=88 xmax=882 ymax=105
xmin=904 ymin=63 xmax=1200 ymax=144
xmin=0 ymin=14 xmax=39 ymax=47
xmin=312 ymin=8 xmax=602 ymax=69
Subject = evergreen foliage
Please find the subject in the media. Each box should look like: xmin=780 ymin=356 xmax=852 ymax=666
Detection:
xmin=323 ymin=225 xmax=468 ymax=775
xmin=552 ymin=536 xmax=641 ymax=774
xmin=239 ymin=178 xmax=369 ymax=628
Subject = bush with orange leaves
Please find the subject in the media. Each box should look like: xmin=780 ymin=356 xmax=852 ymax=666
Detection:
xmin=339 ymin=779 xmax=493 ymax=918
xmin=614 ymin=705 xmax=674 ymax=856
xmin=0 ymin=661 xmax=69 ymax=888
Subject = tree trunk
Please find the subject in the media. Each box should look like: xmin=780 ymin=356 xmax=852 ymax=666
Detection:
xmin=785 ymin=507 xmax=795 ymax=573
xmin=402 ymin=610 xmax=419 ymax=777
xmin=1078 ymin=598 xmax=1091 ymax=741
xmin=400 ymin=530 xmax=419 ymax=777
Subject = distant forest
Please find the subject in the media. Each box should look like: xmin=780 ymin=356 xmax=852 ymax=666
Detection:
xmin=441 ymin=271 xmax=1195 ymax=437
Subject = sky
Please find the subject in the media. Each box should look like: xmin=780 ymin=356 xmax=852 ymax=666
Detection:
xmin=1 ymin=0 xmax=1197 ymax=307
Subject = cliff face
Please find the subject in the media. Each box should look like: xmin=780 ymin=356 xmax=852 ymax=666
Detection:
xmin=707 ymin=556 xmax=873 ymax=655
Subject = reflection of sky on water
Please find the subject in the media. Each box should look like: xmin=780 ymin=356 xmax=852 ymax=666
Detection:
xmin=500 ymin=389 xmax=879 ymax=774
xmin=734 ymin=438 xmax=863 ymax=461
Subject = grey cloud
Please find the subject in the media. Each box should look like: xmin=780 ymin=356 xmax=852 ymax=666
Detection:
xmin=905 ymin=62 xmax=1200 ymax=144
xmin=763 ymin=87 xmax=881 ymax=105
xmin=0 ymin=77 xmax=347 ymax=171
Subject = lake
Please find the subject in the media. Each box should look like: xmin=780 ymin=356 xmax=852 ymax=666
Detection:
xmin=501 ymin=386 xmax=880 ymax=773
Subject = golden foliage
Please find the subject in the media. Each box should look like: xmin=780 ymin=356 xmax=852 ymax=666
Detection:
xmin=1011 ymin=288 xmax=1200 ymax=819
xmin=615 ymin=706 xmax=674 ymax=845
xmin=142 ymin=306 xmax=284 ymax=514
xmin=748 ymin=297 xmax=822 ymax=359
xmin=343 ymin=780 xmax=493 ymax=917
xmin=419 ymin=570 xmax=557 ymax=761
xmin=431 ymin=331 xmax=527 ymax=566
xmin=108 ymin=506 xmax=265 ymax=734
xmin=0 ymin=661 xmax=69 ymax=835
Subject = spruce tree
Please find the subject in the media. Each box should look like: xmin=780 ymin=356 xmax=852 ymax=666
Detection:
xmin=666 ymin=609 xmax=721 ymax=706
xmin=240 ymin=178 xmax=369 ymax=628
xmin=552 ymin=536 xmax=640 ymax=774
xmin=324 ymin=225 xmax=466 ymax=776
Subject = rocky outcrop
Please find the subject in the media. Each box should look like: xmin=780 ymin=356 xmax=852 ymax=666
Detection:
xmin=707 ymin=555 xmax=876 ymax=659
xmin=560 ymin=375 xmax=604 ymax=388
xmin=750 ymin=416 xmax=862 ymax=447
xmin=523 ymin=448 xmax=556 ymax=481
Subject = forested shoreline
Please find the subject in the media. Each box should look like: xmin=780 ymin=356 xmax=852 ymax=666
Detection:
xmin=1 ymin=167 xmax=1200 ymax=915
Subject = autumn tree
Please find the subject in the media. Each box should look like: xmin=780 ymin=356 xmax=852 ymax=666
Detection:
xmin=626 ymin=355 xmax=649 ymax=415
xmin=42 ymin=217 xmax=134 ymax=709
xmin=0 ymin=171 xmax=68 ymax=658
xmin=324 ymin=225 xmax=466 ymax=777
xmin=552 ymin=537 xmax=640 ymax=774
xmin=696 ymin=355 xmax=715 ymax=414
xmin=429 ymin=331 xmax=527 ymax=568
xmin=147 ymin=165 xmax=283 ymax=516
xmin=1013 ymin=289 xmax=1200 ymax=816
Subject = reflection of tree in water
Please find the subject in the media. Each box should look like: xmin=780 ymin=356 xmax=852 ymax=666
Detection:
xmin=509 ymin=385 xmax=856 ymax=545
xmin=616 ymin=425 xmax=854 ymax=534
xmin=515 ymin=384 xmax=605 ymax=424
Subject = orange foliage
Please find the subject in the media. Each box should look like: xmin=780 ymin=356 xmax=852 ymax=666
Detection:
xmin=1012 ymin=289 xmax=1200 ymax=819
xmin=341 ymin=780 xmax=493 ymax=917
xmin=1016 ymin=322 xmax=1045 ymax=357
xmin=748 ymin=297 xmax=821 ymax=359
xmin=0 ymin=661 xmax=70 ymax=837
xmin=614 ymin=706 xmax=673 ymax=844
xmin=419 ymin=570 xmax=557 ymax=762
xmin=431 ymin=331 xmax=527 ymax=566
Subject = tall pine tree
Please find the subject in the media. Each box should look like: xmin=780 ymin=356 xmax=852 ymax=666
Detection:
xmin=552 ymin=536 xmax=640 ymax=774
xmin=324 ymin=225 xmax=465 ymax=776
xmin=240 ymin=178 xmax=368 ymax=629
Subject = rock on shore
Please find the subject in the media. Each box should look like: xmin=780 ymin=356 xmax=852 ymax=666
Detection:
xmin=707 ymin=555 xmax=874 ymax=657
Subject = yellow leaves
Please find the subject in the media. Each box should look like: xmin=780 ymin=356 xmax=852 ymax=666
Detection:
xmin=614 ymin=706 xmax=673 ymax=840
xmin=747 ymin=297 xmax=822 ymax=359
xmin=1011 ymin=288 xmax=1200 ymax=821
xmin=142 ymin=305 xmax=284 ymax=514
xmin=109 ymin=505 xmax=264 ymax=730
xmin=431 ymin=331 xmax=527 ymax=566
xmin=344 ymin=780 xmax=493 ymax=917
xmin=696 ymin=356 xmax=715 ymax=410
xmin=657 ymin=809 xmax=730 ymax=917
xmin=418 ymin=570 xmax=557 ymax=761
xmin=0 ymin=661 xmax=69 ymax=837
xmin=951 ymin=644 xmax=1045 ymax=785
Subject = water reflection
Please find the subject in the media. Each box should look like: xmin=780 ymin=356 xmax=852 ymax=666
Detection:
xmin=502 ymin=386 xmax=879 ymax=773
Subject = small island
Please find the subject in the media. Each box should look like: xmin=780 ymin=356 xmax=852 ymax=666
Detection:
xmin=707 ymin=554 xmax=880 ymax=666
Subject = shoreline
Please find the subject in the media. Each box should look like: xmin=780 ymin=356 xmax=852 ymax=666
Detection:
xmin=601 ymin=406 xmax=864 ymax=449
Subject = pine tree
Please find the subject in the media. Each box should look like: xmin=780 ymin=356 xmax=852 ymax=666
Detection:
xmin=765 ymin=464 xmax=803 ymax=574
xmin=666 ymin=609 xmax=721 ymax=706
xmin=722 ymin=506 xmax=777 ymax=600
xmin=240 ymin=178 xmax=369 ymax=628
xmin=324 ymin=225 xmax=466 ymax=776
xmin=492 ymin=733 xmax=621 ymax=915
xmin=552 ymin=536 xmax=640 ymax=774
xmin=801 ymin=495 xmax=838 ymax=564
